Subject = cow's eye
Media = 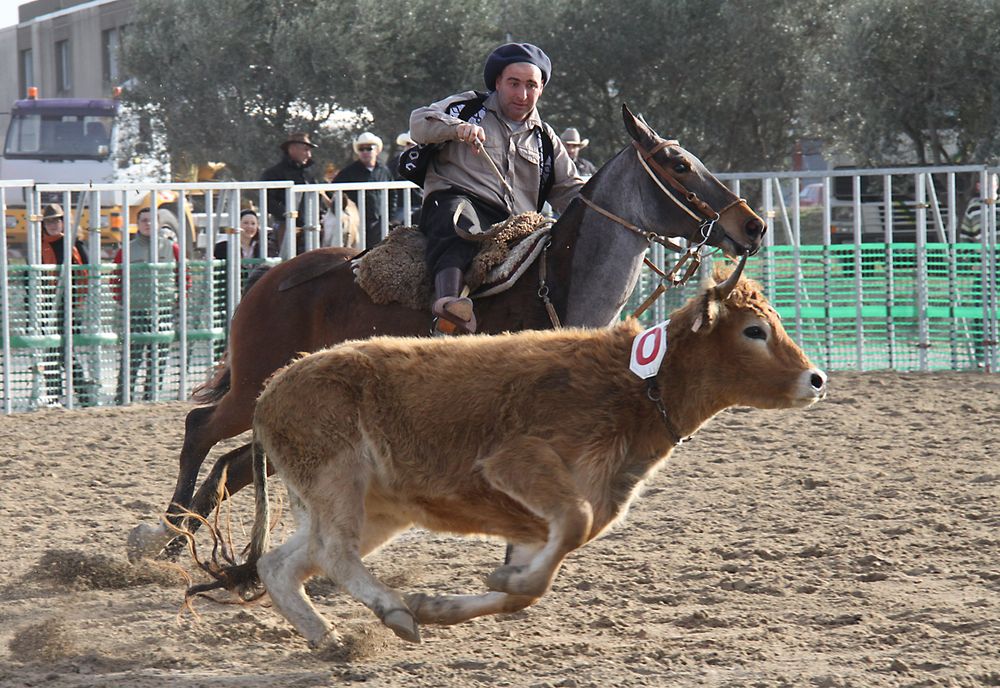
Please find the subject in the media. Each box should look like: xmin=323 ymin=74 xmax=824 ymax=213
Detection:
xmin=744 ymin=325 xmax=767 ymax=340
xmin=673 ymin=161 xmax=690 ymax=174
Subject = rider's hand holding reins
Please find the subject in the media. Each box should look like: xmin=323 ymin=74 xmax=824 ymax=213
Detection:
xmin=456 ymin=122 xmax=486 ymax=152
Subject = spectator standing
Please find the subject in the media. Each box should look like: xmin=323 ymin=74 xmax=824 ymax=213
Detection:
xmin=113 ymin=206 xmax=181 ymax=403
xmin=38 ymin=203 xmax=97 ymax=406
xmin=333 ymin=132 xmax=396 ymax=247
xmin=214 ymin=208 xmax=262 ymax=261
xmin=560 ymin=127 xmax=597 ymax=176
xmin=260 ymin=132 xmax=326 ymax=256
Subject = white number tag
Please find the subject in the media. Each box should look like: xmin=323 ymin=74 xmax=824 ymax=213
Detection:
xmin=629 ymin=320 xmax=669 ymax=379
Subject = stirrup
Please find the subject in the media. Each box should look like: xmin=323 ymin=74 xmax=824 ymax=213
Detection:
xmin=433 ymin=296 xmax=476 ymax=335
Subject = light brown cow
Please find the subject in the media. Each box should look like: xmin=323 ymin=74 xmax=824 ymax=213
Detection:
xmin=208 ymin=260 xmax=827 ymax=648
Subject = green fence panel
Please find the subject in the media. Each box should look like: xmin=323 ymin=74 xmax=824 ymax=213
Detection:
xmin=626 ymin=241 xmax=993 ymax=372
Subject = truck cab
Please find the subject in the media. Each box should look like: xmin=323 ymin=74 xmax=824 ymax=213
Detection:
xmin=1 ymin=92 xmax=119 ymax=205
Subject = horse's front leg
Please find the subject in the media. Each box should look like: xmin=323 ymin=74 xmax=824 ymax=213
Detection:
xmin=128 ymin=398 xmax=252 ymax=561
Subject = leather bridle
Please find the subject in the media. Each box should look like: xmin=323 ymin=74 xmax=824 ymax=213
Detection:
xmin=577 ymin=137 xmax=757 ymax=316
xmin=580 ymin=139 xmax=755 ymax=258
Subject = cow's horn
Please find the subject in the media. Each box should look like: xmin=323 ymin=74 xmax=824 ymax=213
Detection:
xmin=713 ymin=252 xmax=749 ymax=300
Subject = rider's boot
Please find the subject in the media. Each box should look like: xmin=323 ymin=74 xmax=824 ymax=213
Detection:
xmin=432 ymin=267 xmax=477 ymax=335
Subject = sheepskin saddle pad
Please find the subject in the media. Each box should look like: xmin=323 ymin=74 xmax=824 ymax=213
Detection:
xmin=353 ymin=212 xmax=552 ymax=311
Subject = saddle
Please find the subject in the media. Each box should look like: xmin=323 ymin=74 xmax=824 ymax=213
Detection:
xmin=353 ymin=212 xmax=552 ymax=311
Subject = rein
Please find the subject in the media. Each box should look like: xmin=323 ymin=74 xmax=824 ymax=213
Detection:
xmin=575 ymin=138 xmax=750 ymax=319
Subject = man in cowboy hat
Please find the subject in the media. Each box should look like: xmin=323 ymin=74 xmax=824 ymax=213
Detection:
xmin=560 ymin=127 xmax=597 ymax=176
xmin=333 ymin=131 xmax=396 ymax=248
xmin=260 ymin=131 xmax=326 ymax=256
xmin=409 ymin=42 xmax=585 ymax=334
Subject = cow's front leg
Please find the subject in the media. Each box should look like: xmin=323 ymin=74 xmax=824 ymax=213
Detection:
xmin=480 ymin=439 xmax=593 ymax=597
xmin=404 ymin=542 xmax=543 ymax=624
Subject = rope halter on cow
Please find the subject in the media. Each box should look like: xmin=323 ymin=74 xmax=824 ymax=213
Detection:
xmin=643 ymin=252 xmax=749 ymax=446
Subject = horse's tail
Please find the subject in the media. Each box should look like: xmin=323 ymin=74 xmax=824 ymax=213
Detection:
xmin=183 ymin=433 xmax=269 ymax=603
xmin=190 ymin=358 xmax=231 ymax=405
xmin=190 ymin=264 xmax=274 ymax=406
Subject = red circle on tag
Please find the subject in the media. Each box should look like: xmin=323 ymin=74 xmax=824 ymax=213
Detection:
xmin=635 ymin=327 xmax=662 ymax=365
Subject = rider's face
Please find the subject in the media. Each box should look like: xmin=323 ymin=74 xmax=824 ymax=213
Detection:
xmin=495 ymin=63 xmax=544 ymax=123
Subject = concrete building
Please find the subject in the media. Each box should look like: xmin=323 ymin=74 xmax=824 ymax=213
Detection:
xmin=0 ymin=0 xmax=135 ymax=142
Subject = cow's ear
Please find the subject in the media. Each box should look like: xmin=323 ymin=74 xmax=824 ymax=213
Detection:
xmin=691 ymin=291 xmax=723 ymax=333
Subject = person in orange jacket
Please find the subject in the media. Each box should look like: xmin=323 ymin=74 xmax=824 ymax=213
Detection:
xmin=39 ymin=203 xmax=97 ymax=406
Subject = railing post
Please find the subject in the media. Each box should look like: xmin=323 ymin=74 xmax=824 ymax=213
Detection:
xmin=915 ymin=173 xmax=930 ymax=371
xmin=177 ymin=190 xmax=189 ymax=400
xmin=61 ymin=189 xmax=75 ymax=408
xmin=1 ymin=187 xmax=11 ymax=414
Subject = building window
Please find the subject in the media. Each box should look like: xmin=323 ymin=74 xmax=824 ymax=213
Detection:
xmin=19 ymin=49 xmax=33 ymax=96
xmin=55 ymin=39 xmax=71 ymax=94
xmin=102 ymin=28 xmax=121 ymax=84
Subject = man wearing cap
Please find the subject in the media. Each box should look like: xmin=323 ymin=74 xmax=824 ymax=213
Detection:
xmin=260 ymin=131 xmax=324 ymax=255
xmin=561 ymin=127 xmax=597 ymax=176
xmin=333 ymin=132 xmax=396 ymax=248
xmin=39 ymin=203 xmax=98 ymax=406
xmin=409 ymin=42 xmax=585 ymax=335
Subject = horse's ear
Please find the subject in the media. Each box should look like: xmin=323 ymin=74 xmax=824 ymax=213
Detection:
xmin=622 ymin=104 xmax=655 ymax=143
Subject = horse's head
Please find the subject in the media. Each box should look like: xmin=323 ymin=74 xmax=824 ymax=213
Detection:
xmin=621 ymin=104 xmax=766 ymax=257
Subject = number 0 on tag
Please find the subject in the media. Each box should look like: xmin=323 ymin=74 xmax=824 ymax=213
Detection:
xmin=629 ymin=320 xmax=669 ymax=379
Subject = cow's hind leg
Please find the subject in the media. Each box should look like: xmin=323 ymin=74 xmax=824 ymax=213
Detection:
xmin=256 ymin=503 xmax=334 ymax=648
xmin=480 ymin=438 xmax=593 ymax=598
xmin=307 ymin=470 xmax=420 ymax=643
xmin=404 ymin=542 xmax=542 ymax=625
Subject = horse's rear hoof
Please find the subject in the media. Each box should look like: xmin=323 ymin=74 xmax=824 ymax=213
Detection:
xmin=126 ymin=521 xmax=171 ymax=563
xmin=383 ymin=608 xmax=421 ymax=643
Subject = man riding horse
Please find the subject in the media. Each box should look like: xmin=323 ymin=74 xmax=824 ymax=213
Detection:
xmin=409 ymin=42 xmax=586 ymax=334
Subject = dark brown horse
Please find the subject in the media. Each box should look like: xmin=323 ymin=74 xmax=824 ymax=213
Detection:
xmin=127 ymin=104 xmax=767 ymax=560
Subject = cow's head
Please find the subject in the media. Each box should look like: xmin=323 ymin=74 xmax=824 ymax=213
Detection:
xmin=664 ymin=258 xmax=827 ymax=412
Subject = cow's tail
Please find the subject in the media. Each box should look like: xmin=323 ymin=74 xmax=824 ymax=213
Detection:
xmin=183 ymin=435 xmax=269 ymax=604
xmin=245 ymin=434 xmax=271 ymax=570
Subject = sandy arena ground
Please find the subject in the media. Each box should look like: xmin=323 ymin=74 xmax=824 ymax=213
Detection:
xmin=0 ymin=370 xmax=998 ymax=687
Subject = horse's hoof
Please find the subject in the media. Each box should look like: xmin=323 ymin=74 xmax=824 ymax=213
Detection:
xmin=383 ymin=608 xmax=421 ymax=644
xmin=126 ymin=521 xmax=170 ymax=562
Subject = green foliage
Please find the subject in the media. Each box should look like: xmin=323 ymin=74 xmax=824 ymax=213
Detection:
xmin=810 ymin=0 xmax=1000 ymax=164
xmin=120 ymin=0 xmax=1000 ymax=178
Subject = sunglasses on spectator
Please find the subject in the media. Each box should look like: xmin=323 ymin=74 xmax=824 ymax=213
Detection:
xmin=358 ymin=145 xmax=376 ymax=152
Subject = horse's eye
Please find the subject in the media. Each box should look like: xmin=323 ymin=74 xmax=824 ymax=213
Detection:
xmin=743 ymin=325 xmax=767 ymax=340
xmin=673 ymin=161 xmax=690 ymax=174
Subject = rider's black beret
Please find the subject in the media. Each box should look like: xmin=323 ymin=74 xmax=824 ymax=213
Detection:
xmin=483 ymin=43 xmax=551 ymax=90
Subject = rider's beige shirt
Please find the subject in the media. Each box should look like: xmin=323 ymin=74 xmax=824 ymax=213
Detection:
xmin=409 ymin=90 xmax=584 ymax=214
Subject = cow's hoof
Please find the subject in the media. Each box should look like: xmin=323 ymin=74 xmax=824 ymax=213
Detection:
xmin=309 ymin=629 xmax=343 ymax=651
xmin=126 ymin=521 xmax=171 ymax=562
xmin=383 ymin=608 xmax=421 ymax=643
